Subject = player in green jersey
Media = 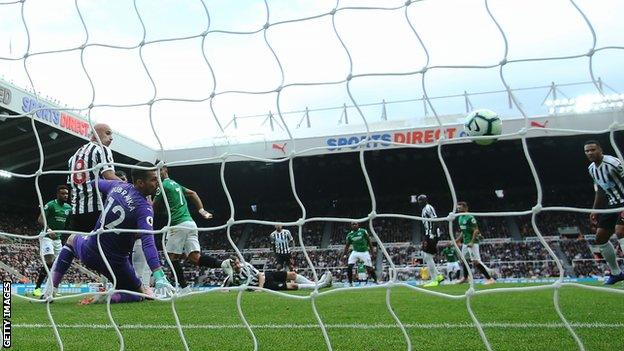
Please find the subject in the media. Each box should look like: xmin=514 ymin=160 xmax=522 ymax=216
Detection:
xmin=154 ymin=161 xmax=222 ymax=292
xmin=33 ymin=185 xmax=71 ymax=297
xmin=342 ymin=222 xmax=377 ymax=286
xmin=440 ymin=244 xmax=461 ymax=282
xmin=456 ymin=202 xmax=495 ymax=285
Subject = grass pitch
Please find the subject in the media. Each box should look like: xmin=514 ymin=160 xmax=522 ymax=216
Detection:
xmin=10 ymin=283 xmax=624 ymax=350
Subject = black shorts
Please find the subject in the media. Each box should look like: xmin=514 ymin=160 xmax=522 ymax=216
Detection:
xmin=275 ymin=253 xmax=292 ymax=267
xmin=597 ymin=211 xmax=624 ymax=229
xmin=422 ymin=236 xmax=438 ymax=255
xmin=68 ymin=211 xmax=101 ymax=233
xmin=264 ymin=271 xmax=288 ymax=291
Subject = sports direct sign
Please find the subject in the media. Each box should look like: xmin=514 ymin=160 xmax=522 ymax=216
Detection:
xmin=326 ymin=127 xmax=460 ymax=151
xmin=165 ymin=109 xmax=624 ymax=165
xmin=0 ymin=79 xmax=90 ymax=138
xmin=21 ymin=97 xmax=90 ymax=137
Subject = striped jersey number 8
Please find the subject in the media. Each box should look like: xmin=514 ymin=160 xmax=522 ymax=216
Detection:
xmin=72 ymin=159 xmax=87 ymax=185
xmin=103 ymin=198 xmax=126 ymax=233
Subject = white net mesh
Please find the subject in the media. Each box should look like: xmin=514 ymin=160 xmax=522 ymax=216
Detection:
xmin=1 ymin=0 xmax=624 ymax=350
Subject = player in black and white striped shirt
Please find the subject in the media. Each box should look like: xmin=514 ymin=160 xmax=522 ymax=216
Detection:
xmin=67 ymin=123 xmax=120 ymax=233
xmin=269 ymin=224 xmax=294 ymax=271
xmin=418 ymin=195 xmax=445 ymax=287
xmin=584 ymin=140 xmax=624 ymax=285
xmin=221 ymin=256 xmax=331 ymax=291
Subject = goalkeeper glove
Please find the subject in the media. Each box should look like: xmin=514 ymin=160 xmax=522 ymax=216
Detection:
xmin=153 ymin=269 xmax=175 ymax=297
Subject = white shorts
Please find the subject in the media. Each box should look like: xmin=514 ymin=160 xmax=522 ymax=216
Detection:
xmin=40 ymin=237 xmax=62 ymax=257
xmin=348 ymin=251 xmax=372 ymax=267
xmin=446 ymin=261 xmax=461 ymax=272
xmin=132 ymin=239 xmax=152 ymax=287
xmin=461 ymin=243 xmax=482 ymax=262
xmin=165 ymin=220 xmax=200 ymax=255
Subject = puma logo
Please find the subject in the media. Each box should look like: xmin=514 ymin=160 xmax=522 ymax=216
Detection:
xmin=272 ymin=143 xmax=287 ymax=154
xmin=530 ymin=120 xmax=548 ymax=128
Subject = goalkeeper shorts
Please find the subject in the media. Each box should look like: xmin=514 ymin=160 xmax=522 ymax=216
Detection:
xmin=74 ymin=235 xmax=142 ymax=292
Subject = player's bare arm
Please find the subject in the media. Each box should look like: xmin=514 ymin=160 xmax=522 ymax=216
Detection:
xmin=257 ymin=272 xmax=266 ymax=289
xmin=269 ymin=233 xmax=276 ymax=252
xmin=469 ymin=227 xmax=480 ymax=246
xmin=590 ymin=187 xmax=607 ymax=224
xmin=37 ymin=209 xmax=56 ymax=240
xmin=366 ymin=232 xmax=375 ymax=257
xmin=342 ymin=243 xmax=350 ymax=260
xmin=184 ymin=187 xmax=212 ymax=219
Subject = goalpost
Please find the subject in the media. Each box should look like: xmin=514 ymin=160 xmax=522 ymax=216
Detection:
xmin=1 ymin=0 xmax=623 ymax=350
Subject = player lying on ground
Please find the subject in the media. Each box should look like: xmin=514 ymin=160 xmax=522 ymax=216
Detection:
xmin=440 ymin=243 xmax=461 ymax=282
xmin=49 ymin=162 xmax=175 ymax=303
xmin=584 ymin=140 xmax=624 ymax=285
xmin=221 ymin=256 xmax=332 ymax=291
xmin=33 ymin=185 xmax=71 ymax=297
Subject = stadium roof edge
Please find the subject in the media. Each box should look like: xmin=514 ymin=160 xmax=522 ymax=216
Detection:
xmin=1 ymin=78 xmax=622 ymax=167
xmin=160 ymin=110 xmax=623 ymax=166
xmin=0 ymin=78 xmax=156 ymax=163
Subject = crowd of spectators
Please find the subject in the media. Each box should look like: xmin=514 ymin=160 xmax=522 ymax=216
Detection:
xmin=0 ymin=211 xmax=39 ymax=238
xmin=244 ymin=222 xmax=325 ymax=249
xmin=0 ymin=243 xmax=96 ymax=284
xmin=199 ymin=226 xmax=243 ymax=251
xmin=480 ymin=217 xmax=511 ymax=239
xmin=1 ymin=235 xmax=619 ymax=286
xmin=1 ymin=203 xmax=621 ymax=287
xmin=517 ymin=212 xmax=590 ymax=238
xmin=329 ymin=218 xmax=414 ymax=245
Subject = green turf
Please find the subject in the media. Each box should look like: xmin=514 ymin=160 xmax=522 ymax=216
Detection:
xmin=9 ymin=283 xmax=624 ymax=350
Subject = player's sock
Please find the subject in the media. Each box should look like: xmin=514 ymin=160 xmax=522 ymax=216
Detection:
xmin=462 ymin=263 xmax=470 ymax=279
xmin=52 ymin=246 xmax=75 ymax=287
xmin=597 ymin=242 xmax=622 ymax=275
xmin=35 ymin=267 xmax=48 ymax=289
xmin=368 ymin=268 xmax=377 ymax=282
xmin=423 ymin=253 xmax=438 ymax=277
xmin=347 ymin=264 xmax=354 ymax=284
xmin=297 ymin=283 xmax=318 ymax=290
xmin=454 ymin=270 xmax=461 ymax=280
xmin=111 ymin=292 xmax=143 ymax=303
xmin=476 ymin=262 xmax=492 ymax=279
xmin=294 ymin=274 xmax=314 ymax=284
xmin=172 ymin=260 xmax=187 ymax=288
xmin=198 ymin=254 xmax=221 ymax=268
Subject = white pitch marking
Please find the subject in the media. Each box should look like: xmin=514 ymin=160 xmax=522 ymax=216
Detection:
xmin=13 ymin=322 xmax=624 ymax=330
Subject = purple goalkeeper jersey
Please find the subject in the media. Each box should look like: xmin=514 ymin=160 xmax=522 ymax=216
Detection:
xmin=80 ymin=179 xmax=161 ymax=271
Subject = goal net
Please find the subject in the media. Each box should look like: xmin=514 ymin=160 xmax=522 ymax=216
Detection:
xmin=1 ymin=0 xmax=623 ymax=350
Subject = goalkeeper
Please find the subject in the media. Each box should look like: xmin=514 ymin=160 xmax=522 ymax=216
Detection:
xmin=49 ymin=162 xmax=174 ymax=303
